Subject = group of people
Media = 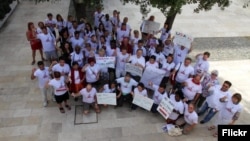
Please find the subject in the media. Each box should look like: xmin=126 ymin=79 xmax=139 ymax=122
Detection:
xmin=27 ymin=8 xmax=243 ymax=137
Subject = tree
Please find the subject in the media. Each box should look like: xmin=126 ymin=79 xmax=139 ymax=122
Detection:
xmin=121 ymin=0 xmax=230 ymax=30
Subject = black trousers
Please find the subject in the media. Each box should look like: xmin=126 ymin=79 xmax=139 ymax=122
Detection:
xmin=117 ymin=94 xmax=133 ymax=106
xmin=151 ymin=103 xmax=158 ymax=113
xmin=160 ymin=76 xmax=169 ymax=86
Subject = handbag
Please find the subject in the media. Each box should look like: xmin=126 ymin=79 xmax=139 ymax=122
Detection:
xmin=170 ymin=62 xmax=182 ymax=85
xmin=168 ymin=125 xmax=183 ymax=136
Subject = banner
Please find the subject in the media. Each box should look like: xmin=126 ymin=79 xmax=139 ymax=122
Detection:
xmin=132 ymin=94 xmax=154 ymax=111
xmin=96 ymin=93 xmax=117 ymax=105
xmin=140 ymin=67 xmax=165 ymax=90
xmin=157 ymin=96 xmax=175 ymax=119
xmin=96 ymin=57 xmax=115 ymax=69
xmin=173 ymin=32 xmax=193 ymax=49
xmin=141 ymin=20 xmax=161 ymax=34
xmin=125 ymin=63 xmax=143 ymax=77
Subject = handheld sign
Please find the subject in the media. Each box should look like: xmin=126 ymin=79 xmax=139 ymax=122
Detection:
xmin=125 ymin=63 xmax=143 ymax=77
xmin=96 ymin=93 xmax=117 ymax=105
xmin=173 ymin=32 xmax=193 ymax=49
xmin=141 ymin=20 xmax=161 ymax=34
xmin=132 ymin=94 xmax=154 ymax=111
xmin=140 ymin=67 xmax=165 ymax=90
xmin=157 ymin=97 xmax=175 ymax=119
xmin=96 ymin=57 xmax=115 ymax=69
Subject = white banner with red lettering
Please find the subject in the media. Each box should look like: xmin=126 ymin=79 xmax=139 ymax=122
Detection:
xmin=173 ymin=32 xmax=193 ymax=49
xmin=157 ymin=96 xmax=175 ymax=119
xmin=96 ymin=57 xmax=115 ymax=69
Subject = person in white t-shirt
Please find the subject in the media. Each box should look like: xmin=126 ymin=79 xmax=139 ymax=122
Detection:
xmin=51 ymin=57 xmax=71 ymax=79
xmin=133 ymin=40 xmax=147 ymax=57
xmin=116 ymin=23 xmax=130 ymax=42
xmin=103 ymin=14 xmax=113 ymax=34
xmin=55 ymin=14 xmax=66 ymax=34
xmin=194 ymin=52 xmax=210 ymax=76
xmin=160 ymin=55 xmax=175 ymax=86
xmin=173 ymin=45 xmax=192 ymax=65
xmin=37 ymin=27 xmax=57 ymax=62
xmin=167 ymin=90 xmax=184 ymax=124
xmin=99 ymin=81 xmax=118 ymax=107
xmin=116 ymin=47 xmax=129 ymax=78
xmin=148 ymin=82 xmax=167 ymax=113
xmin=116 ymin=73 xmax=138 ymax=107
xmin=209 ymin=93 xmax=242 ymax=137
xmin=69 ymin=31 xmax=84 ymax=50
xmin=182 ymin=75 xmax=202 ymax=103
xmin=157 ymin=22 xmax=171 ymax=42
xmin=171 ymin=57 xmax=194 ymax=91
xmin=118 ymin=17 xmax=131 ymax=31
xmin=130 ymin=30 xmax=140 ymax=48
xmin=130 ymin=83 xmax=148 ymax=110
xmin=31 ymin=61 xmax=51 ymax=107
xmin=70 ymin=46 xmax=84 ymax=67
xmin=175 ymin=102 xmax=198 ymax=134
xmin=197 ymin=70 xmax=220 ymax=108
xmin=110 ymin=10 xmax=120 ymax=33
xmin=151 ymin=45 xmax=166 ymax=67
xmin=94 ymin=7 xmax=105 ymax=28
xmin=163 ymin=39 xmax=174 ymax=57
xmin=146 ymin=55 xmax=159 ymax=68
xmin=72 ymin=83 xmax=100 ymax=114
xmin=82 ymin=57 xmax=100 ymax=87
xmin=198 ymin=81 xmax=232 ymax=124
xmin=44 ymin=13 xmax=57 ymax=38
xmin=47 ymin=71 xmax=71 ymax=113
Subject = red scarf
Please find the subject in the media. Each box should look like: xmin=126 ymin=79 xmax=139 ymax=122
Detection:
xmin=192 ymin=78 xmax=200 ymax=85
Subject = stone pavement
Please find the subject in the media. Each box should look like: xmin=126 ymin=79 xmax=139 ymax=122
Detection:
xmin=0 ymin=0 xmax=250 ymax=141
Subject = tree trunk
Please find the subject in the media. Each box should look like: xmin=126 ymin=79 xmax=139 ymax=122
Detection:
xmin=73 ymin=0 xmax=86 ymax=21
xmin=165 ymin=11 xmax=177 ymax=30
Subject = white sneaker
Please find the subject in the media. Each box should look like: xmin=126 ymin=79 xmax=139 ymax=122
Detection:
xmin=43 ymin=102 xmax=48 ymax=107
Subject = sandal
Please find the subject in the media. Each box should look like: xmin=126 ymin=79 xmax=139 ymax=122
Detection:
xmin=208 ymin=126 xmax=215 ymax=131
xmin=213 ymin=133 xmax=218 ymax=137
xmin=65 ymin=105 xmax=71 ymax=110
xmin=59 ymin=107 xmax=65 ymax=113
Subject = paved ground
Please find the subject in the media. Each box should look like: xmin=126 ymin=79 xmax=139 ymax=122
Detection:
xmin=0 ymin=0 xmax=250 ymax=141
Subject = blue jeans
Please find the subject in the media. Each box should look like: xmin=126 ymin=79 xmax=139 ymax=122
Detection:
xmin=198 ymin=102 xmax=217 ymax=123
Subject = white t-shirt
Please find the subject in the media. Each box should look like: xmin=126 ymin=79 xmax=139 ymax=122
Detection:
xmin=116 ymin=77 xmax=138 ymax=94
xmin=173 ymin=45 xmax=189 ymax=65
xmin=37 ymin=33 xmax=55 ymax=52
xmin=175 ymin=63 xmax=194 ymax=83
xmin=102 ymin=84 xmax=116 ymax=93
xmin=161 ymin=61 xmax=175 ymax=77
xmin=133 ymin=88 xmax=147 ymax=97
xmin=160 ymin=28 xmax=171 ymax=41
xmin=111 ymin=16 xmax=119 ymax=27
xmin=80 ymin=88 xmax=97 ymax=103
xmin=219 ymin=98 xmax=241 ymax=120
xmin=206 ymin=85 xmax=232 ymax=110
xmin=48 ymin=77 xmax=67 ymax=96
xmin=201 ymin=74 xmax=220 ymax=97
xmin=194 ymin=55 xmax=209 ymax=75
xmin=34 ymin=67 xmax=50 ymax=88
xmin=118 ymin=23 xmax=131 ymax=31
xmin=128 ymin=55 xmax=146 ymax=68
xmin=87 ymin=40 xmax=98 ymax=52
xmin=85 ymin=64 xmax=100 ymax=83
xmin=94 ymin=12 xmax=105 ymax=27
xmin=130 ymin=36 xmax=140 ymax=47
xmin=103 ymin=20 xmax=112 ymax=33
xmin=71 ymin=52 xmax=84 ymax=67
xmin=52 ymin=64 xmax=70 ymax=75
xmin=44 ymin=19 xmax=57 ymax=31
xmin=116 ymin=28 xmax=130 ymax=42
xmin=151 ymin=52 xmax=166 ymax=64
xmin=163 ymin=44 xmax=174 ymax=56
xmin=182 ymin=78 xmax=202 ymax=100
xmin=151 ymin=85 xmax=167 ymax=104
xmin=56 ymin=20 xmax=66 ymax=32
xmin=116 ymin=52 xmax=129 ymax=70
xmin=184 ymin=103 xmax=198 ymax=125
xmin=146 ymin=61 xmax=159 ymax=68
xmin=133 ymin=46 xmax=147 ymax=56
xmin=168 ymin=95 xmax=184 ymax=120
xmin=68 ymin=70 xmax=81 ymax=84
xmin=70 ymin=37 xmax=84 ymax=49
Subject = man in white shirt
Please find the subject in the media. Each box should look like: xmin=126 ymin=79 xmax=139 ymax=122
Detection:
xmin=116 ymin=23 xmax=130 ymax=42
xmin=44 ymin=13 xmax=57 ymax=38
xmin=37 ymin=27 xmax=57 ymax=63
xmin=173 ymin=45 xmax=192 ymax=65
xmin=133 ymin=40 xmax=146 ymax=57
xmin=182 ymin=75 xmax=202 ymax=104
xmin=160 ymin=55 xmax=175 ymax=86
xmin=31 ymin=61 xmax=51 ymax=107
xmin=118 ymin=17 xmax=131 ymax=31
xmin=194 ymin=52 xmax=210 ymax=76
xmin=69 ymin=31 xmax=84 ymax=50
xmin=111 ymin=10 xmax=120 ymax=32
xmin=148 ymin=82 xmax=167 ymax=113
xmin=116 ymin=47 xmax=129 ymax=78
xmin=172 ymin=57 xmax=194 ymax=91
xmin=163 ymin=39 xmax=174 ymax=57
xmin=94 ymin=7 xmax=105 ymax=29
xmin=116 ymin=73 xmax=138 ymax=107
xmin=175 ymin=103 xmax=198 ymax=134
xmin=198 ymin=81 xmax=232 ymax=124
xmin=82 ymin=57 xmax=100 ymax=87
xmin=151 ymin=45 xmax=166 ymax=68
xmin=51 ymin=57 xmax=71 ymax=79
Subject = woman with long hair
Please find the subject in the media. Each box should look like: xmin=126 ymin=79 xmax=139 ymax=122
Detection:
xmin=26 ymin=22 xmax=45 ymax=65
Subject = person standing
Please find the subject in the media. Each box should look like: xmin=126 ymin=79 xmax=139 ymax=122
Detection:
xmin=194 ymin=52 xmax=210 ymax=76
xmin=44 ymin=13 xmax=57 ymax=38
xmin=160 ymin=55 xmax=175 ymax=86
xmin=116 ymin=47 xmax=129 ymax=78
xmin=26 ymin=22 xmax=44 ymax=65
xmin=51 ymin=57 xmax=71 ymax=80
xmin=173 ymin=45 xmax=192 ymax=65
xmin=31 ymin=61 xmax=50 ymax=107
xmin=82 ymin=58 xmax=100 ymax=87
xmin=46 ymin=71 xmax=71 ymax=113
xmin=94 ymin=7 xmax=105 ymax=29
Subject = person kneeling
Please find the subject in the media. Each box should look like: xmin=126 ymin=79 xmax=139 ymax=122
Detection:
xmin=72 ymin=83 xmax=100 ymax=114
xmin=175 ymin=102 xmax=198 ymax=134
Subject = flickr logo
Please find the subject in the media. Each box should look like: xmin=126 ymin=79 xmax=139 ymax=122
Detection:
xmin=218 ymin=125 xmax=249 ymax=141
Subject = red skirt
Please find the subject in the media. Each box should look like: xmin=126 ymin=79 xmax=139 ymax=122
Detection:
xmin=70 ymin=83 xmax=84 ymax=93
xmin=30 ymin=39 xmax=42 ymax=50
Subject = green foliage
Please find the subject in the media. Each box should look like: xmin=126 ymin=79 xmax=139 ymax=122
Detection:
xmin=121 ymin=0 xmax=231 ymax=17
